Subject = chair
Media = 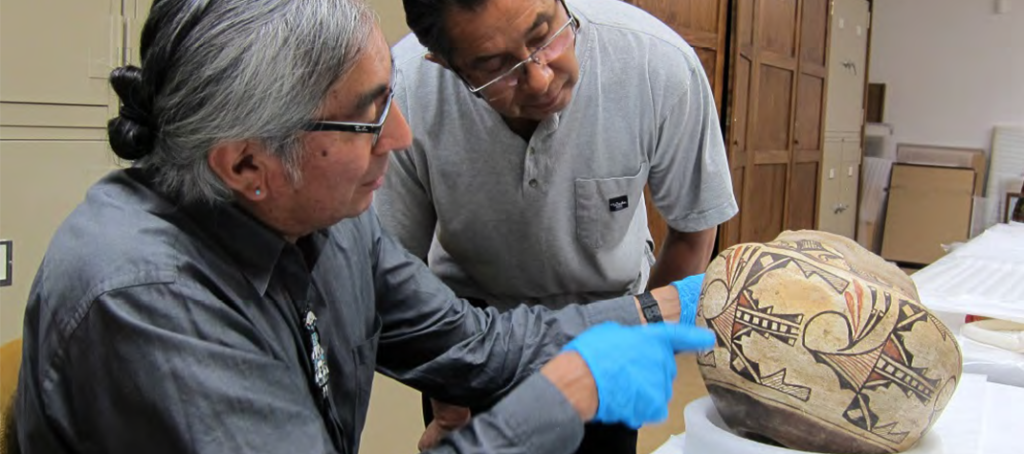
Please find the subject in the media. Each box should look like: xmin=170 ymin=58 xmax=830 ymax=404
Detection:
xmin=0 ymin=338 xmax=22 ymax=454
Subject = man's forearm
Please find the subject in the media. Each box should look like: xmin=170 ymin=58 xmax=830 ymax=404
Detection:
xmin=426 ymin=373 xmax=586 ymax=454
xmin=648 ymin=227 xmax=717 ymax=289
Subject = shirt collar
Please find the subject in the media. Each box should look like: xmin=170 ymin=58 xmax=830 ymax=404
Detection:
xmin=183 ymin=199 xmax=289 ymax=297
xmin=126 ymin=168 xmax=331 ymax=298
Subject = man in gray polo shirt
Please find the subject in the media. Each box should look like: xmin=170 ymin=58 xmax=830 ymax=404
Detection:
xmin=377 ymin=0 xmax=737 ymax=451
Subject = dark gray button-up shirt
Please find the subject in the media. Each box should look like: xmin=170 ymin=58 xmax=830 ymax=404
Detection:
xmin=16 ymin=169 xmax=639 ymax=454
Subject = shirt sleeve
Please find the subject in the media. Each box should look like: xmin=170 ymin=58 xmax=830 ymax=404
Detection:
xmin=375 ymin=68 xmax=437 ymax=260
xmin=367 ymin=207 xmax=640 ymax=405
xmin=424 ymin=374 xmax=585 ymax=454
xmin=27 ymin=275 xmax=587 ymax=454
xmin=647 ymin=47 xmax=738 ymax=233
xmin=38 ymin=283 xmax=339 ymax=454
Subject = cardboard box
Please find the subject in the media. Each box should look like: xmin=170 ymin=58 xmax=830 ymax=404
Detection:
xmin=881 ymin=164 xmax=975 ymax=265
xmin=896 ymin=144 xmax=987 ymax=195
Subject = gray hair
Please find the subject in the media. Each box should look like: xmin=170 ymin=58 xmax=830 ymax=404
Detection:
xmin=107 ymin=0 xmax=376 ymax=204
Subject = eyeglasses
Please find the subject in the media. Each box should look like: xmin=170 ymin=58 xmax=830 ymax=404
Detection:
xmin=461 ymin=0 xmax=578 ymax=95
xmin=302 ymin=65 xmax=397 ymax=147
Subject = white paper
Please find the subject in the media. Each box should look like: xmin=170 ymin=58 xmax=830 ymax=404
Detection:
xmin=979 ymin=382 xmax=1024 ymax=454
xmin=930 ymin=373 xmax=989 ymax=454
xmin=913 ymin=223 xmax=1024 ymax=324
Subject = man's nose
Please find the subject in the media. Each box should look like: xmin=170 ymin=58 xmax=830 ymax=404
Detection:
xmin=372 ymin=103 xmax=412 ymax=155
xmin=519 ymin=59 xmax=554 ymax=94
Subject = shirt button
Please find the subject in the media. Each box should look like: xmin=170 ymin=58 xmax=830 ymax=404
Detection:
xmin=528 ymin=179 xmax=539 ymax=188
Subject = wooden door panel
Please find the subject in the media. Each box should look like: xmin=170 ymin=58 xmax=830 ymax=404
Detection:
xmin=738 ymin=0 xmax=755 ymax=49
xmin=743 ymin=165 xmax=788 ymax=242
xmin=729 ymin=56 xmax=752 ymax=159
xmin=695 ymin=48 xmax=718 ymax=83
xmin=801 ymin=0 xmax=829 ymax=66
xmin=721 ymin=1 xmax=754 ymax=251
xmin=754 ymin=149 xmax=791 ymax=164
xmin=795 ymin=74 xmax=824 ymax=153
xmin=759 ymin=0 xmax=799 ymax=57
xmin=753 ymin=66 xmax=794 ymax=152
xmin=788 ymin=162 xmax=820 ymax=230
xmin=725 ymin=169 xmax=745 ymax=247
xmin=689 ymin=0 xmax=723 ymax=35
xmin=788 ymin=0 xmax=830 ymax=231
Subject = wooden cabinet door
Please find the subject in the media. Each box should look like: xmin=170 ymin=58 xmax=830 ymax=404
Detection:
xmin=720 ymin=0 xmax=756 ymax=249
xmin=726 ymin=0 xmax=829 ymax=247
xmin=624 ymin=0 xmax=730 ymax=253
xmin=738 ymin=0 xmax=801 ymax=243
xmin=789 ymin=0 xmax=829 ymax=232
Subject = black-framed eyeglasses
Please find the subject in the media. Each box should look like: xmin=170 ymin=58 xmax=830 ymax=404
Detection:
xmin=302 ymin=65 xmax=397 ymax=147
xmin=459 ymin=0 xmax=579 ymax=95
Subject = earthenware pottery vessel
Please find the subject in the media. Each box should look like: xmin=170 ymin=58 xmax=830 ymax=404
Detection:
xmin=697 ymin=231 xmax=962 ymax=453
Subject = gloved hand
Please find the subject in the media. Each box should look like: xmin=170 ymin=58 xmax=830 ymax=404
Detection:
xmin=671 ymin=273 xmax=705 ymax=325
xmin=562 ymin=322 xmax=715 ymax=429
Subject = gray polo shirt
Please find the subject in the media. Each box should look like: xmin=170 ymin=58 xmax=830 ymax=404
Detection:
xmin=16 ymin=169 xmax=640 ymax=454
xmin=378 ymin=0 xmax=737 ymax=311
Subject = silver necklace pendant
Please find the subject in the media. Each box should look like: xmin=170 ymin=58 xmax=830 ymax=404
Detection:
xmin=304 ymin=309 xmax=330 ymax=398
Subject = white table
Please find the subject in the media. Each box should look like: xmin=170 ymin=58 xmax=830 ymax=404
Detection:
xmin=651 ymin=373 xmax=1024 ymax=454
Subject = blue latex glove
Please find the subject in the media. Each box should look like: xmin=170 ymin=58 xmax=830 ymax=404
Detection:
xmin=562 ymin=322 xmax=715 ymax=429
xmin=672 ymin=273 xmax=705 ymax=325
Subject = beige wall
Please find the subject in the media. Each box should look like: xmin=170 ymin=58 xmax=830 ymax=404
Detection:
xmin=367 ymin=0 xmax=411 ymax=45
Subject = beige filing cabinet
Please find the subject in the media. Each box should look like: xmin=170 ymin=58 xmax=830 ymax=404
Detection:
xmin=881 ymin=165 xmax=975 ymax=265
xmin=0 ymin=0 xmax=150 ymax=342
xmin=819 ymin=135 xmax=862 ymax=238
xmin=818 ymin=0 xmax=870 ymax=238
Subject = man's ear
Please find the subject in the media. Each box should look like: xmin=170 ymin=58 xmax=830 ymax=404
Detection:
xmin=207 ymin=140 xmax=271 ymax=202
xmin=425 ymin=52 xmax=451 ymax=70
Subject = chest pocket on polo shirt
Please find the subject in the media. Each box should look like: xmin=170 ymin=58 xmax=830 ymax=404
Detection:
xmin=574 ymin=164 xmax=647 ymax=249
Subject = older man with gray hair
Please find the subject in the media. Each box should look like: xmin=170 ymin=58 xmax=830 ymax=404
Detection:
xmin=12 ymin=1 xmax=713 ymax=454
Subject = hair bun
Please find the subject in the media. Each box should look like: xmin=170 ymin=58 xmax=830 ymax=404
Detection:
xmin=107 ymin=66 xmax=156 ymax=160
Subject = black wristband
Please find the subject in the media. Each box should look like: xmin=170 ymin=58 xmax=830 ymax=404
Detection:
xmin=638 ymin=292 xmax=663 ymax=323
